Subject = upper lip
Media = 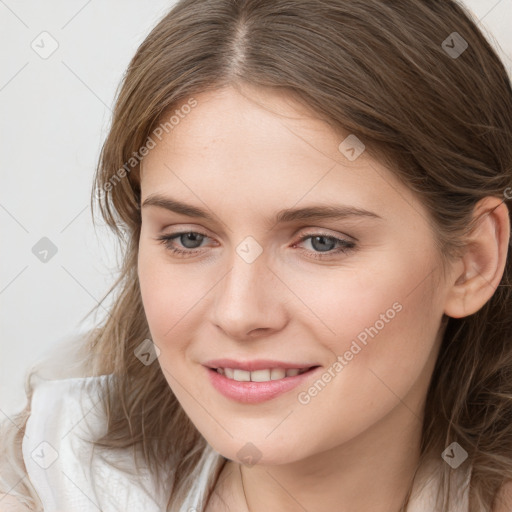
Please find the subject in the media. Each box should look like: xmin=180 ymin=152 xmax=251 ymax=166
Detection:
xmin=203 ymin=359 xmax=318 ymax=372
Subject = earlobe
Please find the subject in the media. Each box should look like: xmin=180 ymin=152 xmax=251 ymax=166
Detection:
xmin=443 ymin=196 xmax=510 ymax=319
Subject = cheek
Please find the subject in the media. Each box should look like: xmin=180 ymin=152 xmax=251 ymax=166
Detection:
xmin=137 ymin=241 xmax=209 ymax=347
xmin=283 ymin=254 xmax=435 ymax=340
xmin=267 ymin=260 xmax=442 ymax=456
xmin=286 ymin=251 xmax=442 ymax=399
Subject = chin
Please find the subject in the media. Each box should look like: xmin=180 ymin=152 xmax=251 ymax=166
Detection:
xmin=204 ymin=434 xmax=309 ymax=467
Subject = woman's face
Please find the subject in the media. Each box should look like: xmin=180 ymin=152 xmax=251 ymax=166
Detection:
xmin=137 ymin=84 xmax=454 ymax=465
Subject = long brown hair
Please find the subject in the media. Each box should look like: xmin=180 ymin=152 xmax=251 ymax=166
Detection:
xmin=2 ymin=1 xmax=512 ymax=510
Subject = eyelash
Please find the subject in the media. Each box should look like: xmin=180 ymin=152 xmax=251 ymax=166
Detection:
xmin=155 ymin=230 xmax=356 ymax=260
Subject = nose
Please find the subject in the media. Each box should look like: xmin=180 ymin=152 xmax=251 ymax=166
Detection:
xmin=211 ymin=247 xmax=289 ymax=340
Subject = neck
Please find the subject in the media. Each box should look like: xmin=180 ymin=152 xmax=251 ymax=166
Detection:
xmin=208 ymin=398 xmax=427 ymax=512
xmin=241 ymin=403 xmax=423 ymax=512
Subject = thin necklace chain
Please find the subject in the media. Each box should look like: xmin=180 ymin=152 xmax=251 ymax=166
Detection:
xmin=239 ymin=463 xmax=251 ymax=512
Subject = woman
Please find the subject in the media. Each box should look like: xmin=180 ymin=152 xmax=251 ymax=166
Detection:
xmin=2 ymin=0 xmax=512 ymax=510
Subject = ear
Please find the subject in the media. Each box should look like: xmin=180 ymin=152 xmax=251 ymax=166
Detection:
xmin=444 ymin=196 xmax=510 ymax=319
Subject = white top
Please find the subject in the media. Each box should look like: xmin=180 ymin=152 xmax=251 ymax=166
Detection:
xmin=21 ymin=376 xmax=471 ymax=511
xmin=21 ymin=375 xmax=221 ymax=512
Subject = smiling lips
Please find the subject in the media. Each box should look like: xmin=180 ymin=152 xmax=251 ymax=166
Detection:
xmin=203 ymin=358 xmax=320 ymax=403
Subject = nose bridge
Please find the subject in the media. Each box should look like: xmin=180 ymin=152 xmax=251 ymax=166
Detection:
xmin=219 ymin=243 xmax=268 ymax=310
xmin=212 ymin=238 xmax=285 ymax=337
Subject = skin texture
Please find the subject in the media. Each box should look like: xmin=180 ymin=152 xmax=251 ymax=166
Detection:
xmin=137 ymin=84 xmax=510 ymax=512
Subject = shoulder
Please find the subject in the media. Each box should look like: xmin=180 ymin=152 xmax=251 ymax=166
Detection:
xmin=27 ymin=374 xmax=110 ymax=420
xmin=20 ymin=374 xmax=171 ymax=511
xmin=22 ymin=373 xmax=111 ymax=458
xmin=23 ymin=374 xmax=111 ymax=449
xmin=21 ymin=375 xmax=112 ymax=510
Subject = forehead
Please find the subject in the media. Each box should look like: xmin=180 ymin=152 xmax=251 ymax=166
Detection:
xmin=139 ymin=85 xmax=425 ymax=224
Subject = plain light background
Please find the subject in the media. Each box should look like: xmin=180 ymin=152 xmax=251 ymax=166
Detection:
xmin=1 ymin=0 xmax=511 ymax=418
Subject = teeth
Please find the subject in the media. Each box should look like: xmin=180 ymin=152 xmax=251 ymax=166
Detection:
xmin=270 ymin=368 xmax=286 ymax=380
xmin=251 ymin=369 xmax=271 ymax=382
xmin=216 ymin=367 xmax=309 ymax=382
xmin=233 ymin=369 xmax=251 ymax=382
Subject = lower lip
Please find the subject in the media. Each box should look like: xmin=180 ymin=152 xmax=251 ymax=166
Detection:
xmin=205 ymin=366 xmax=320 ymax=404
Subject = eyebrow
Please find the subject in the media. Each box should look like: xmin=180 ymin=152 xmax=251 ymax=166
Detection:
xmin=141 ymin=194 xmax=382 ymax=228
